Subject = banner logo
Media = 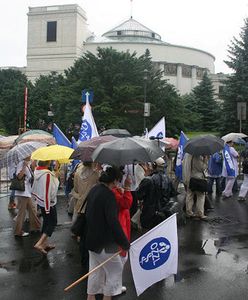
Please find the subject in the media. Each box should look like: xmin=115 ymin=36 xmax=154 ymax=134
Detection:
xmin=80 ymin=120 xmax=92 ymax=140
xmin=139 ymin=237 xmax=171 ymax=270
xmin=156 ymin=131 xmax=163 ymax=138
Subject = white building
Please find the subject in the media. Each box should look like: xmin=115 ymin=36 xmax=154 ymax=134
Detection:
xmin=24 ymin=4 xmax=223 ymax=95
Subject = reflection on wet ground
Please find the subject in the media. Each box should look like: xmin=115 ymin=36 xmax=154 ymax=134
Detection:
xmin=1 ymin=192 xmax=248 ymax=299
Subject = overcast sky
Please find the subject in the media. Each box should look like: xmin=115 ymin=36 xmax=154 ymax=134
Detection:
xmin=1 ymin=0 xmax=248 ymax=74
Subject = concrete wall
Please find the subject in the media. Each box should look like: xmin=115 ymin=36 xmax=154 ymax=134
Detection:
xmin=26 ymin=4 xmax=91 ymax=81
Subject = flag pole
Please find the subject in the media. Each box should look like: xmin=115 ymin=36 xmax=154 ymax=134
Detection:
xmin=64 ymin=250 xmax=121 ymax=292
xmin=23 ymin=86 xmax=28 ymax=132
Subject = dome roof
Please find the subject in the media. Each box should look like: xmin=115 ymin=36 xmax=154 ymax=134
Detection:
xmin=102 ymin=17 xmax=161 ymax=41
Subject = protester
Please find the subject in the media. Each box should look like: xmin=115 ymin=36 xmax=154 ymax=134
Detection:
xmin=136 ymin=157 xmax=176 ymax=229
xmin=112 ymin=172 xmax=133 ymax=293
xmin=85 ymin=166 xmax=130 ymax=300
xmin=71 ymin=161 xmax=100 ymax=266
xmin=183 ymin=153 xmax=208 ymax=220
xmin=222 ymin=141 xmax=239 ymax=198
xmin=238 ymin=144 xmax=248 ymax=201
xmin=32 ymin=160 xmax=59 ymax=255
xmin=14 ymin=157 xmax=41 ymax=237
xmin=8 ymin=162 xmax=16 ymax=209
xmin=207 ymin=152 xmax=223 ymax=196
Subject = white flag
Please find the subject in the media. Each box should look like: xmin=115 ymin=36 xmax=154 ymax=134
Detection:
xmin=147 ymin=117 xmax=166 ymax=139
xmin=79 ymin=99 xmax=99 ymax=142
xmin=129 ymin=213 xmax=178 ymax=296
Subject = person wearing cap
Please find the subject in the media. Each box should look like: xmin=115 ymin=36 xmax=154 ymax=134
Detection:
xmin=136 ymin=157 xmax=175 ymax=229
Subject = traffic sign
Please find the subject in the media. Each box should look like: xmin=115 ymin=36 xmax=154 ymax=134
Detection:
xmin=82 ymin=89 xmax=93 ymax=103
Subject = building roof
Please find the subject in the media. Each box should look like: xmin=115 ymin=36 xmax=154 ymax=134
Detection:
xmin=102 ymin=17 xmax=162 ymax=41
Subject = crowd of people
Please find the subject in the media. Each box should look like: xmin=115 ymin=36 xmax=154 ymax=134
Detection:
xmin=6 ymin=137 xmax=248 ymax=300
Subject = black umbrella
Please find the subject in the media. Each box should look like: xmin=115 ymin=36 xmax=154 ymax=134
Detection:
xmin=92 ymin=136 xmax=164 ymax=166
xmin=100 ymin=129 xmax=132 ymax=138
xmin=70 ymin=135 xmax=117 ymax=162
xmin=184 ymin=135 xmax=224 ymax=155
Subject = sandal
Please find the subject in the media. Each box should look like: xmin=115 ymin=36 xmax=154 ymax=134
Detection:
xmin=34 ymin=245 xmax=47 ymax=255
xmin=45 ymin=245 xmax=55 ymax=252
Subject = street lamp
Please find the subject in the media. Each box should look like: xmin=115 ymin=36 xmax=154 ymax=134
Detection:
xmin=143 ymin=69 xmax=149 ymax=133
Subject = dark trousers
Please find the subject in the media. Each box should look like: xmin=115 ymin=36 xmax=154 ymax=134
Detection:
xmin=130 ymin=191 xmax=138 ymax=217
xmin=208 ymin=177 xmax=222 ymax=195
xmin=40 ymin=206 xmax=57 ymax=237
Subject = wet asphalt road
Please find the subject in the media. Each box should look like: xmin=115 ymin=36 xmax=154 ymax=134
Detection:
xmin=1 ymin=188 xmax=248 ymax=300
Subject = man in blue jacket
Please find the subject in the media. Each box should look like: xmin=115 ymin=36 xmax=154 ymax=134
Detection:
xmin=208 ymin=152 xmax=223 ymax=196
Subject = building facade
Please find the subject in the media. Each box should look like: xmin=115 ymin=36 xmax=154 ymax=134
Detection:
xmin=24 ymin=4 xmax=223 ymax=95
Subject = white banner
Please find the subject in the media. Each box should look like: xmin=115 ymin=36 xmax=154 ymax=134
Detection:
xmin=79 ymin=99 xmax=99 ymax=142
xmin=129 ymin=213 xmax=178 ymax=296
xmin=147 ymin=117 xmax=166 ymax=139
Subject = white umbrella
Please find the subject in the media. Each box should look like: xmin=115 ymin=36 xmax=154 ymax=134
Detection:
xmin=221 ymin=132 xmax=247 ymax=142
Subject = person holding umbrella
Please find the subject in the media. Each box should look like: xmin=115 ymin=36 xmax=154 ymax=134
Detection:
xmin=14 ymin=157 xmax=41 ymax=237
xmin=222 ymin=141 xmax=239 ymax=198
xmin=182 ymin=153 xmax=208 ymax=220
xmin=183 ymin=135 xmax=224 ymax=220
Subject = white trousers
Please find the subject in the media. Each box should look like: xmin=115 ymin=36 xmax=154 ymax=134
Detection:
xmin=87 ymin=249 xmax=123 ymax=297
xmin=222 ymin=177 xmax=235 ymax=197
xmin=239 ymin=174 xmax=248 ymax=198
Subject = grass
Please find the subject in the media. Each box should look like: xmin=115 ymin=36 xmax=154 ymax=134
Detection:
xmin=185 ymin=131 xmax=220 ymax=138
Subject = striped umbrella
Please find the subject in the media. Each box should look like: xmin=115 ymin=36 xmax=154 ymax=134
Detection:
xmin=15 ymin=130 xmax=56 ymax=145
xmin=0 ymin=141 xmax=47 ymax=168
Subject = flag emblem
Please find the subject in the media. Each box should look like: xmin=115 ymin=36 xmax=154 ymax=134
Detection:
xmin=156 ymin=131 xmax=163 ymax=139
xmin=80 ymin=119 xmax=92 ymax=141
xmin=139 ymin=237 xmax=171 ymax=270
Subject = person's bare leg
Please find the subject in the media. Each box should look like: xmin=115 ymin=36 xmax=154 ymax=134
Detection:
xmin=87 ymin=295 xmax=96 ymax=300
xmin=103 ymin=296 xmax=111 ymax=300
xmin=34 ymin=233 xmax=48 ymax=254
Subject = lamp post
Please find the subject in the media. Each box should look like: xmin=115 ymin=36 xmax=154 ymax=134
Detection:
xmin=143 ymin=69 xmax=148 ymax=133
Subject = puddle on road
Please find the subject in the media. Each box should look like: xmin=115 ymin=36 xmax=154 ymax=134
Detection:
xmin=178 ymin=235 xmax=248 ymax=283
xmin=0 ymin=266 xmax=8 ymax=274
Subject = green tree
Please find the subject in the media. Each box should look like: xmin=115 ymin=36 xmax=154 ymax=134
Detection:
xmin=55 ymin=47 xmax=184 ymax=135
xmin=0 ymin=69 xmax=28 ymax=134
xmin=221 ymin=18 xmax=248 ymax=133
xmin=181 ymin=93 xmax=201 ymax=131
xmin=28 ymin=72 xmax=65 ymax=129
xmin=192 ymin=72 xmax=219 ymax=131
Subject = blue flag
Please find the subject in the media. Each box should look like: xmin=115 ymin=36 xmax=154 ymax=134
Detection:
xmin=71 ymin=136 xmax=78 ymax=149
xmin=175 ymin=131 xmax=188 ymax=181
xmin=52 ymin=123 xmax=71 ymax=148
xmin=223 ymin=144 xmax=235 ymax=177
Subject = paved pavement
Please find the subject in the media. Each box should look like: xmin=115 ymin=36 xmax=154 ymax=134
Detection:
xmin=1 ymin=189 xmax=248 ymax=300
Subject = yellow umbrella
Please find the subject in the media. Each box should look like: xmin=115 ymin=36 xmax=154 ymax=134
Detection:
xmin=31 ymin=145 xmax=73 ymax=163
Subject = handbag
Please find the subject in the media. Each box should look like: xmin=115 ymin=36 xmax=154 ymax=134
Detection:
xmin=10 ymin=174 xmax=25 ymax=191
xmin=71 ymin=199 xmax=87 ymax=236
xmin=189 ymin=177 xmax=208 ymax=192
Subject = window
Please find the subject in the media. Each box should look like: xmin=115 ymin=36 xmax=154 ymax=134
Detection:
xmin=117 ymin=31 xmax=122 ymax=36
xmin=47 ymin=21 xmax=57 ymax=42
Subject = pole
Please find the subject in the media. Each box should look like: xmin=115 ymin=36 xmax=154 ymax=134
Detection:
xmin=23 ymin=86 xmax=28 ymax=132
xmin=143 ymin=69 xmax=148 ymax=134
xmin=64 ymin=250 xmax=121 ymax=292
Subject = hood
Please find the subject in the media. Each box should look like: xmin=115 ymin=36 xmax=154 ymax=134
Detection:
xmin=34 ymin=169 xmax=53 ymax=181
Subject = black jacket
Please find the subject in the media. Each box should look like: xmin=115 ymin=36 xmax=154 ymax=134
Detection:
xmin=85 ymin=183 xmax=130 ymax=253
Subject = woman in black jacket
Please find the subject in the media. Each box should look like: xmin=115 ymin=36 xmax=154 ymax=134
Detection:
xmin=85 ymin=166 xmax=130 ymax=300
